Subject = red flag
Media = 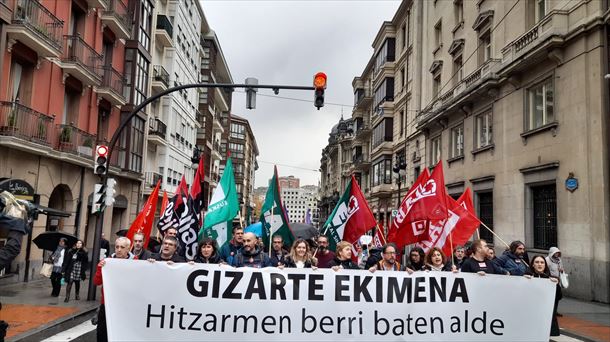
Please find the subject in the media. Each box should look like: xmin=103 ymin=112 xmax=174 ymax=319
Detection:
xmin=387 ymin=167 xmax=431 ymax=249
xmin=175 ymin=175 xmax=189 ymax=210
xmin=457 ymin=188 xmax=475 ymax=213
xmin=373 ymin=227 xmax=386 ymax=248
xmin=190 ymin=157 xmax=205 ymax=201
xmin=126 ymin=180 xmax=161 ymax=248
xmin=159 ymin=190 xmax=168 ymax=215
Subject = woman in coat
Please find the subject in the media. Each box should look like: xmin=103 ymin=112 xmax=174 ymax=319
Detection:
xmin=62 ymin=240 xmax=88 ymax=302
xmin=193 ymin=237 xmax=223 ymax=264
xmin=283 ymin=239 xmax=317 ymax=269
xmin=525 ymin=255 xmax=560 ymax=337
xmin=328 ymin=241 xmax=360 ymax=270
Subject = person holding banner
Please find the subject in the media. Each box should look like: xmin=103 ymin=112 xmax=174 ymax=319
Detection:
xmin=313 ymin=235 xmax=335 ymax=268
xmin=232 ymin=232 xmax=272 ymax=268
xmin=406 ymin=247 xmax=426 ymax=271
xmin=329 ymin=241 xmax=360 ymax=270
xmin=193 ymin=237 xmax=223 ymax=264
xmin=494 ymin=240 xmax=528 ymax=276
xmin=461 ymin=240 xmax=504 ymax=275
xmin=282 ymin=238 xmax=318 ymax=269
xmin=368 ymin=243 xmax=410 ymax=273
xmin=443 ymin=245 xmax=465 ymax=271
xmin=151 ymin=227 xmax=178 ymax=253
xmin=94 ymin=237 xmax=134 ymax=342
xmin=424 ymin=247 xmax=452 ymax=272
xmin=148 ymin=236 xmax=186 ymax=263
xmin=219 ymin=226 xmax=244 ymax=265
xmin=525 ymin=255 xmax=560 ymax=336
xmin=132 ymin=233 xmax=151 ymax=260
xmin=270 ymin=235 xmax=289 ymax=266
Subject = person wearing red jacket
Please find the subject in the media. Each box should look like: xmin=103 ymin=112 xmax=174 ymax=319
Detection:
xmin=94 ymin=236 xmax=133 ymax=342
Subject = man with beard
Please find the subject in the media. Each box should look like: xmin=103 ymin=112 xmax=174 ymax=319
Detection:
xmin=313 ymin=235 xmax=335 ymax=268
xmin=219 ymin=226 xmax=244 ymax=265
xmin=269 ymin=235 xmax=289 ymax=266
xmin=131 ymin=233 xmax=151 ymax=260
xmin=148 ymin=236 xmax=185 ymax=263
xmin=368 ymin=244 xmax=411 ymax=273
xmin=493 ymin=240 xmax=528 ymax=275
xmin=461 ymin=239 xmax=505 ymax=275
xmin=232 ymin=232 xmax=271 ymax=268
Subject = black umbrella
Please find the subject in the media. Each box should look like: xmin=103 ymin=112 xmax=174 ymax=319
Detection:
xmin=33 ymin=231 xmax=78 ymax=251
xmin=116 ymin=228 xmax=128 ymax=237
xmin=289 ymin=223 xmax=319 ymax=240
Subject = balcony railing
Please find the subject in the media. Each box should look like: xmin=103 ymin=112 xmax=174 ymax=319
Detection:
xmin=56 ymin=124 xmax=96 ymax=157
xmin=156 ymin=14 xmax=173 ymax=38
xmin=100 ymin=66 xmax=125 ymax=97
xmin=11 ymin=0 xmax=63 ymax=50
xmin=63 ymin=35 xmax=103 ymax=79
xmin=148 ymin=118 xmax=167 ymax=140
xmin=145 ymin=171 xmax=162 ymax=188
xmin=101 ymin=0 xmax=131 ymax=36
xmin=0 ymin=100 xmax=55 ymax=146
xmin=352 ymin=154 xmax=369 ymax=164
xmin=153 ymin=65 xmax=169 ymax=87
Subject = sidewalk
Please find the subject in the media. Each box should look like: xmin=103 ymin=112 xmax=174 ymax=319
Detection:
xmin=0 ymin=279 xmax=99 ymax=341
xmin=557 ymin=297 xmax=610 ymax=342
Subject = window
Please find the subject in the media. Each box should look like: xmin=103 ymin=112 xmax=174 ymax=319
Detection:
xmin=433 ymin=73 xmax=441 ymax=99
xmin=454 ymin=0 xmax=464 ymax=25
xmin=374 ymin=38 xmax=396 ymax=74
xmin=374 ymin=77 xmax=395 ymax=108
xmin=372 ymin=118 xmax=393 ymax=148
xmin=453 ymin=56 xmax=463 ymax=86
xmin=230 ymin=123 xmax=246 ymax=139
xmin=400 ymin=67 xmax=405 ymax=91
xmin=372 ymin=158 xmax=392 ymax=186
xmin=478 ymin=32 xmax=492 ymax=64
xmin=450 ymin=125 xmax=464 ymax=158
xmin=430 ymin=136 xmax=441 ymax=165
xmin=139 ymin=0 xmax=153 ymax=51
xmin=526 ymin=77 xmax=554 ymax=130
xmin=229 ymin=143 xmax=244 ymax=159
xmin=532 ymin=184 xmax=557 ymax=249
xmin=62 ymin=87 xmax=80 ymax=125
xmin=401 ymin=23 xmax=406 ymax=50
xmin=134 ymin=53 xmax=150 ymax=106
xmin=536 ymin=0 xmax=547 ymax=22
xmin=129 ymin=117 xmax=145 ymax=173
xmin=475 ymin=111 xmax=493 ymax=148
xmin=399 ymin=110 xmax=404 ymax=137
xmin=434 ymin=20 xmax=442 ymax=50
xmin=413 ymin=166 xmax=421 ymax=180
xmin=477 ymin=192 xmax=493 ymax=244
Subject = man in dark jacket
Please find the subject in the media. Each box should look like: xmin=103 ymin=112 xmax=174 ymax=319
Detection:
xmin=219 ymin=226 xmax=244 ymax=265
xmin=269 ymin=235 xmax=289 ymax=266
xmin=493 ymin=240 xmax=528 ymax=275
xmin=461 ymin=239 xmax=504 ymax=274
xmin=132 ymin=233 xmax=151 ymax=260
xmin=232 ymin=232 xmax=271 ymax=268
xmin=148 ymin=236 xmax=185 ymax=263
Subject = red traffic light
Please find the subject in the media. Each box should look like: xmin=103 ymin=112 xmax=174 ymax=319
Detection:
xmin=313 ymin=72 xmax=327 ymax=89
xmin=96 ymin=145 xmax=108 ymax=156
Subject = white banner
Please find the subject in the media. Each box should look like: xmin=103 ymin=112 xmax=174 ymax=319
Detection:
xmin=102 ymin=259 xmax=555 ymax=341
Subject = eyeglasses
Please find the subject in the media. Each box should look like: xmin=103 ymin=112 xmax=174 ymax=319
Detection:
xmin=384 ymin=251 xmax=397 ymax=255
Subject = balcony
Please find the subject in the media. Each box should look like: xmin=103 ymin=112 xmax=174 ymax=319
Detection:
xmin=148 ymin=117 xmax=167 ymax=145
xmin=56 ymin=124 xmax=96 ymax=157
xmin=62 ymin=35 xmax=103 ymax=86
xmin=100 ymin=0 xmax=131 ymax=40
xmin=352 ymin=154 xmax=371 ymax=170
xmin=212 ymin=113 xmax=224 ymax=133
xmin=85 ymin=0 xmax=108 ymax=10
xmin=353 ymin=121 xmax=371 ymax=140
xmin=0 ymin=100 xmax=55 ymax=147
xmin=144 ymin=171 xmax=162 ymax=188
xmin=211 ymin=140 xmax=222 ymax=160
xmin=95 ymin=66 xmax=126 ymax=106
xmin=151 ymin=65 xmax=169 ymax=94
xmin=354 ymin=87 xmax=373 ymax=110
xmin=155 ymin=14 xmax=173 ymax=48
xmin=6 ymin=0 xmax=63 ymax=58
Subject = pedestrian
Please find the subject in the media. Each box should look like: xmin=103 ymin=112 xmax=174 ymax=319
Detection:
xmin=494 ymin=240 xmax=529 ymax=275
xmin=329 ymin=241 xmax=359 ymax=270
xmin=444 ymin=245 xmax=465 ymax=271
xmin=461 ymin=239 xmax=504 ymax=275
xmin=283 ymin=238 xmax=317 ymax=269
xmin=546 ymin=247 xmax=565 ymax=317
xmin=406 ymin=247 xmax=425 ymax=271
xmin=100 ymin=233 xmax=110 ymax=259
xmin=94 ymin=237 xmax=134 ymax=342
xmin=424 ymin=247 xmax=450 ymax=271
xmin=192 ymin=237 xmax=223 ymax=264
xmin=50 ymin=238 xmax=67 ymax=297
xmin=148 ymin=236 xmax=185 ymax=263
xmin=486 ymin=246 xmax=497 ymax=261
xmin=61 ymin=240 xmax=88 ymax=302
xmin=524 ymin=255 xmax=560 ymax=336
xmin=232 ymin=232 xmax=272 ymax=268
xmin=131 ymin=232 xmax=151 ymax=260
xmin=369 ymin=243 xmax=410 ymax=273
xmin=219 ymin=226 xmax=244 ymax=265
xmin=269 ymin=235 xmax=289 ymax=266
xmin=313 ymin=235 xmax=335 ymax=268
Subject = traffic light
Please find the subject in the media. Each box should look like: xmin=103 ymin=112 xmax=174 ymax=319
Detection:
xmin=313 ymin=72 xmax=327 ymax=110
xmin=92 ymin=183 xmax=105 ymax=214
xmin=105 ymin=178 xmax=117 ymax=207
xmin=94 ymin=145 xmax=109 ymax=175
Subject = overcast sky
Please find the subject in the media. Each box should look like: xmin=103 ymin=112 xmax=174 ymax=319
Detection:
xmin=201 ymin=0 xmax=400 ymax=188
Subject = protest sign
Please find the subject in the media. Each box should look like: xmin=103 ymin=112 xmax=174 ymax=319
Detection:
xmin=102 ymin=259 xmax=555 ymax=341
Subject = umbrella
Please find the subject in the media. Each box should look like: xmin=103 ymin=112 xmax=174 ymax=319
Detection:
xmin=245 ymin=222 xmax=263 ymax=237
xmin=116 ymin=228 xmax=128 ymax=237
xmin=33 ymin=231 xmax=78 ymax=251
xmin=289 ymin=223 xmax=319 ymax=240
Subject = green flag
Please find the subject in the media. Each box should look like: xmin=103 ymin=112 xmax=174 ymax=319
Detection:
xmin=260 ymin=166 xmax=294 ymax=250
xmin=200 ymin=158 xmax=240 ymax=247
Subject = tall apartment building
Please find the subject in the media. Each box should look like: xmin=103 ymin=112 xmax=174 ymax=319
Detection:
xmin=282 ymin=184 xmax=319 ymax=225
xmin=228 ymin=114 xmax=258 ymax=222
xmin=320 ymin=0 xmax=610 ymax=302
xmin=0 ymin=0 xmax=145 ymax=283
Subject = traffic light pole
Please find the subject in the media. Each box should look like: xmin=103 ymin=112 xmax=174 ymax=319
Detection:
xmin=87 ymin=82 xmax=316 ymax=300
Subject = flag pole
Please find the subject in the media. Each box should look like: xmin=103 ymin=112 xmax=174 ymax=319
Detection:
xmin=479 ymin=222 xmax=510 ymax=249
xmin=476 ymin=228 xmax=481 ymax=240
xmin=269 ymin=202 xmax=275 ymax=257
xmin=449 ymin=232 xmax=455 ymax=269
xmin=376 ymin=224 xmax=387 ymax=245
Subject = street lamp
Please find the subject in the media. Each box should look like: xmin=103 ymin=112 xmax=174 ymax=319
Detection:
xmin=191 ymin=146 xmax=200 ymax=169
xmin=393 ymin=157 xmax=407 ymax=208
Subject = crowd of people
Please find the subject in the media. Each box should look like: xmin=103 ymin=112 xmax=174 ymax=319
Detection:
xmin=74 ymin=225 xmax=565 ymax=341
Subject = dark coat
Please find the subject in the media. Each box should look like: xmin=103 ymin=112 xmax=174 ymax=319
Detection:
xmin=283 ymin=256 xmax=316 ymax=268
xmin=62 ymin=248 xmax=88 ymax=282
xmin=328 ymin=257 xmax=360 ymax=270
xmin=151 ymin=252 xmax=185 ymax=262
xmin=494 ymin=250 xmax=528 ymax=275
xmin=219 ymin=240 xmax=242 ymax=265
xmin=269 ymin=249 xmax=290 ymax=266
xmin=193 ymin=253 xmax=223 ymax=264
xmin=133 ymin=249 xmax=151 ymax=261
xmin=232 ymin=247 xmax=272 ymax=268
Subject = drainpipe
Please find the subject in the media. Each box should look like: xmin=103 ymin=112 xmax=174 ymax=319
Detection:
xmin=74 ymin=166 xmax=85 ymax=238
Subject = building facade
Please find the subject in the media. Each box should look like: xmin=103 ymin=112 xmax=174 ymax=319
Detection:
xmin=0 ymin=0 xmax=143 ymax=283
xmin=228 ymin=114 xmax=258 ymax=223
xmin=279 ymin=175 xmax=300 ymax=189
xmin=282 ymin=184 xmax=319 ymax=225
xmin=320 ymin=0 xmax=610 ymax=302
